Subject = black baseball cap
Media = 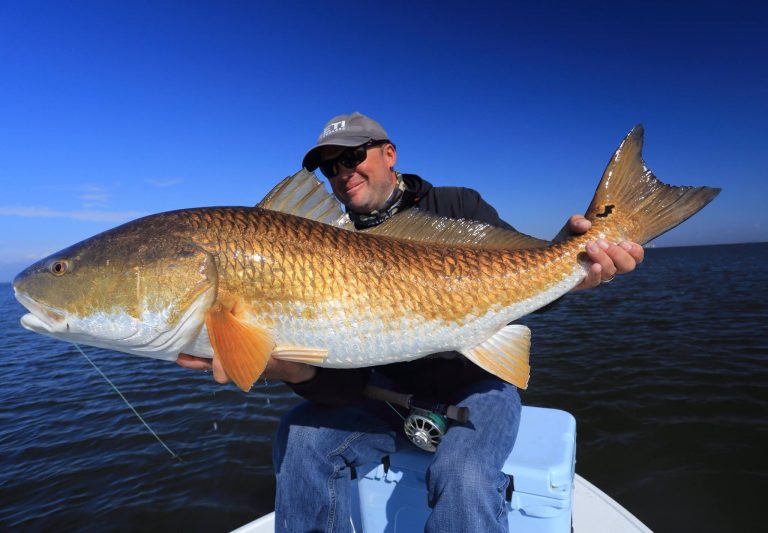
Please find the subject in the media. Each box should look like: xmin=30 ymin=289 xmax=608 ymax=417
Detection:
xmin=302 ymin=112 xmax=390 ymax=171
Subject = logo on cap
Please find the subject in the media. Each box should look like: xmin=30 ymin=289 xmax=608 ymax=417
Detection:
xmin=321 ymin=120 xmax=346 ymax=139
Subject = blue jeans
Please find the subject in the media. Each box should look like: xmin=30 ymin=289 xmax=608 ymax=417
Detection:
xmin=272 ymin=378 xmax=521 ymax=533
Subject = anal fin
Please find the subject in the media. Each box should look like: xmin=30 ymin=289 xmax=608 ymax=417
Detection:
xmin=272 ymin=345 xmax=329 ymax=364
xmin=205 ymin=302 xmax=274 ymax=392
xmin=460 ymin=325 xmax=531 ymax=389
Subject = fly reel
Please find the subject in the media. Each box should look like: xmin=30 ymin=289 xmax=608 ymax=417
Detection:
xmin=363 ymin=385 xmax=469 ymax=453
xmin=404 ymin=408 xmax=448 ymax=452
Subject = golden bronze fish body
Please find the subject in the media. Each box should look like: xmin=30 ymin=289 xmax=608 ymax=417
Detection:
xmin=13 ymin=126 xmax=720 ymax=391
xmin=182 ymin=207 xmax=572 ymax=339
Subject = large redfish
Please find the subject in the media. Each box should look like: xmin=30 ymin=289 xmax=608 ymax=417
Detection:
xmin=13 ymin=126 xmax=719 ymax=392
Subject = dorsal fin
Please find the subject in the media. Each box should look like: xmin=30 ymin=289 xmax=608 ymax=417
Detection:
xmin=364 ymin=208 xmax=549 ymax=249
xmin=257 ymin=169 xmax=548 ymax=249
xmin=257 ymin=169 xmax=354 ymax=230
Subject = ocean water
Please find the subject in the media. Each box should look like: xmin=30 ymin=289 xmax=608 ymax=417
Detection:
xmin=1 ymin=243 xmax=766 ymax=532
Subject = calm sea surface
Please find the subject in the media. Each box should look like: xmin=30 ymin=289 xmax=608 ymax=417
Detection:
xmin=1 ymin=243 xmax=766 ymax=532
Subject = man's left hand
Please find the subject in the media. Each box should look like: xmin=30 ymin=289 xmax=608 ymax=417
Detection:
xmin=562 ymin=215 xmax=645 ymax=291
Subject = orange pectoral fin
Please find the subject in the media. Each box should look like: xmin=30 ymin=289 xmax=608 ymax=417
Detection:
xmin=205 ymin=303 xmax=274 ymax=392
xmin=460 ymin=325 xmax=531 ymax=390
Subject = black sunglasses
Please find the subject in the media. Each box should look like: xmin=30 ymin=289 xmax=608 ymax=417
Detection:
xmin=318 ymin=140 xmax=390 ymax=179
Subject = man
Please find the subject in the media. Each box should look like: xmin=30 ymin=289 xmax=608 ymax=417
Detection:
xmin=177 ymin=113 xmax=643 ymax=532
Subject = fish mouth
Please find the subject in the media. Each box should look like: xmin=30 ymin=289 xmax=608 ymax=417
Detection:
xmin=14 ymin=290 xmax=67 ymax=334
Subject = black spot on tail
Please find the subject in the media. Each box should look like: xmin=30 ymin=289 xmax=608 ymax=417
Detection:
xmin=596 ymin=205 xmax=615 ymax=218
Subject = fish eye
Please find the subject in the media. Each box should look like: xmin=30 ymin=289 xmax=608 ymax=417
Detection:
xmin=50 ymin=260 xmax=70 ymax=276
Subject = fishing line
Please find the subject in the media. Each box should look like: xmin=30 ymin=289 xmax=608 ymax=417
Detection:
xmin=384 ymin=401 xmax=407 ymax=422
xmin=72 ymin=343 xmax=182 ymax=462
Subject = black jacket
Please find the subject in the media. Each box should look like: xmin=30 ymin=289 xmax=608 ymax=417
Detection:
xmin=288 ymin=174 xmax=516 ymax=405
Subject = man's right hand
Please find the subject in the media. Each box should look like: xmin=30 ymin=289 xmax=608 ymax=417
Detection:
xmin=175 ymin=353 xmax=317 ymax=385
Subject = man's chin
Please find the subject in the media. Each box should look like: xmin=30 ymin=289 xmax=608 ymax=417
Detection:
xmin=348 ymin=201 xmax=378 ymax=213
xmin=344 ymin=194 xmax=373 ymax=213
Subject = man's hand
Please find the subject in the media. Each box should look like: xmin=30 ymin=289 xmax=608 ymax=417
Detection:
xmin=559 ymin=215 xmax=645 ymax=291
xmin=175 ymin=353 xmax=317 ymax=385
xmin=176 ymin=353 xmax=232 ymax=384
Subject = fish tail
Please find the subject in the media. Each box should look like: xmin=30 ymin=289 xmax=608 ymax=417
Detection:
xmin=584 ymin=125 xmax=720 ymax=245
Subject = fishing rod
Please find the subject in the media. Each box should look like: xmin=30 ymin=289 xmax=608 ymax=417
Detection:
xmin=363 ymin=385 xmax=470 ymax=452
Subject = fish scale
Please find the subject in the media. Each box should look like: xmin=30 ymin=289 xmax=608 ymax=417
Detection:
xmin=176 ymin=207 xmax=583 ymax=364
xmin=203 ymin=209 xmax=541 ymax=319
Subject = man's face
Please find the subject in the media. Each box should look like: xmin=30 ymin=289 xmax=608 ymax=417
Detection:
xmin=320 ymin=143 xmax=397 ymax=213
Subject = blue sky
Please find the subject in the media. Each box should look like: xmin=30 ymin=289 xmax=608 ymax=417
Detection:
xmin=1 ymin=1 xmax=766 ymax=282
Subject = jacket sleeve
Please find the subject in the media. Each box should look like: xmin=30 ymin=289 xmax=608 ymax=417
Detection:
xmin=420 ymin=186 xmax=515 ymax=230
xmin=285 ymin=366 xmax=372 ymax=406
xmin=458 ymin=188 xmax=516 ymax=230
